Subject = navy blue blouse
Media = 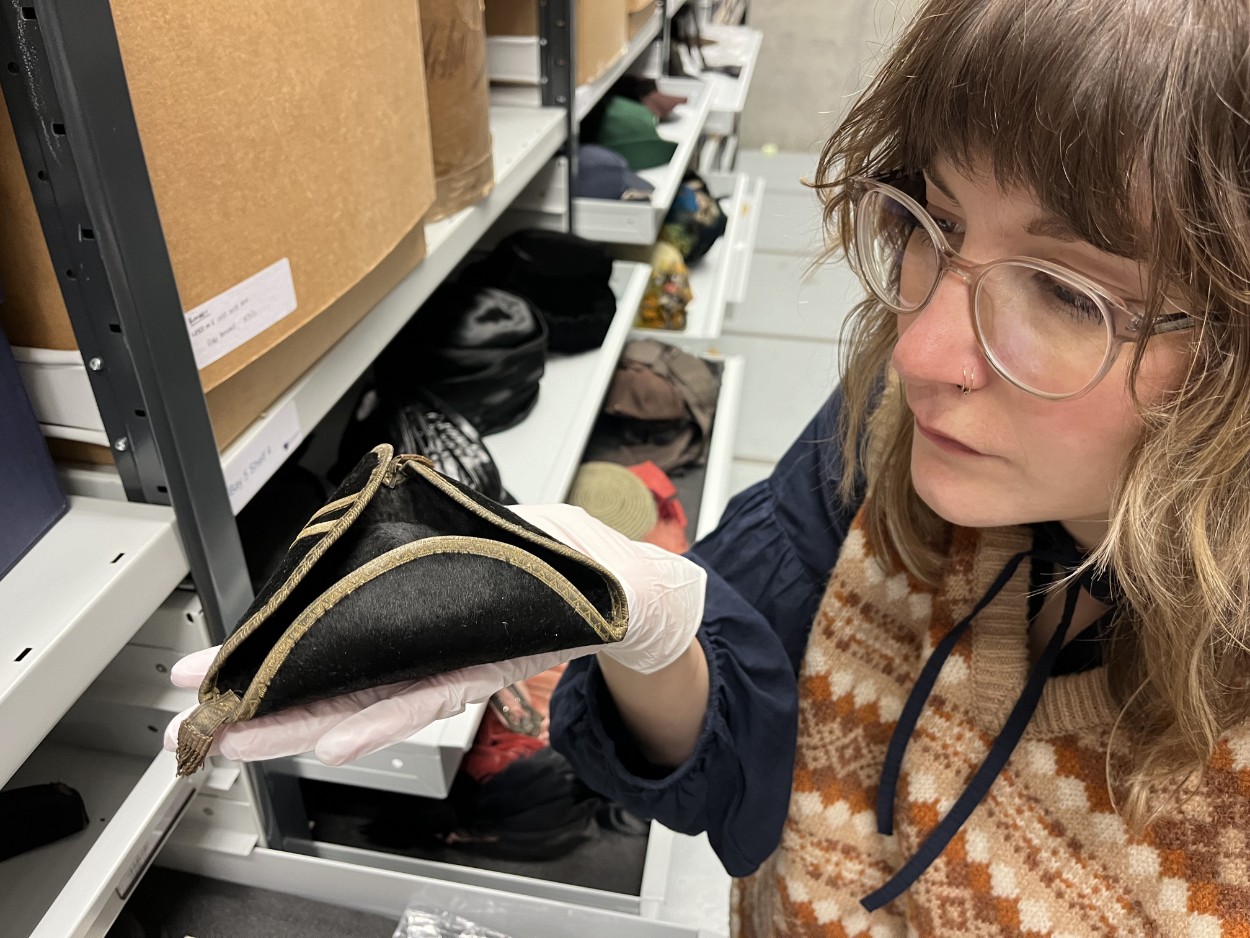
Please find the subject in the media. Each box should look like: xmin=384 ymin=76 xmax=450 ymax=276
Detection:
xmin=549 ymin=387 xmax=1105 ymax=878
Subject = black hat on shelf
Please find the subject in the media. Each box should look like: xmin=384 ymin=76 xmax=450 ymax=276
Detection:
xmin=376 ymin=281 xmax=548 ymax=435
xmin=462 ymin=229 xmax=618 ymax=354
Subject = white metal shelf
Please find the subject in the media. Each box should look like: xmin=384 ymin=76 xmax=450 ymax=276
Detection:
xmin=726 ymin=174 xmax=766 ymax=306
xmin=515 ymin=79 xmax=713 ymax=246
xmin=489 ymin=261 xmax=651 ymax=504
xmin=630 ymin=170 xmax=757 ymax=342
xmin=273 ymin=815 xmax=676 ymax=919
xmin=700 ymin=25 xmax=763 ymax=135
xmin=11 ymin=346 xmax=105 ymax=434
xmin=694 ymin=354 xmax=744 ymax=539
xmin=0 ymin=497 xmax=186 ymax=788
xmin=289 ymin=702 xmax=484 ymax=799
xmin=157 ymin=840 xmax=700 ymax=937
xmin=487 ymin=8 xmax=664 ymax=123
xmin=218 ymin=102 xmax=567 ymax=515
xmin=1 ymin=745 xmax=200 ymax=938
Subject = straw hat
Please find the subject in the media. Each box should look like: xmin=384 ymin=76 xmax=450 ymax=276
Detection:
xmin=567 ymin=462 xmax=658 ymax=541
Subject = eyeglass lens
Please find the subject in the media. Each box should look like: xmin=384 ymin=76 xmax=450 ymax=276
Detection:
xmin=855 ymin=188 xmax=1114 ymax=396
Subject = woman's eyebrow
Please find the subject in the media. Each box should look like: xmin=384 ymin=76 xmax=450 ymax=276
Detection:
xmin=930 ymin=166 xmax=1080 ymax=241
xmin=924 ymin=168 xmax=959 ymax=203
xmin=1025 ymin=216 xmax=1080 ymax=242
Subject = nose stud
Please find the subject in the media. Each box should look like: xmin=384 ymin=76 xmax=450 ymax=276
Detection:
xmin=959 ymin=367 xmax=974 ymax=395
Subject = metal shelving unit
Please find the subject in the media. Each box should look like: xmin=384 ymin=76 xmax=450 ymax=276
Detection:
xmin=487 ymin=5 xmax=665 ymax=122
xmin=1 ymin=746 xmax=201 ymax=938
xmin=630 ymin=171 xmax=762 ymax=342
xmin=693 ymin=355 xmax=745 ymax=539
xmin=509 ymin=78 xmax=715 ymax=245
xmin=0 ymin=0 xmax=755 ymax=930
xmin=218 ymin=102 xmax=568 ymax=514
xmin=490 ymin=261 xmax=651 ymax=502
xmin=700 ymin=25 xmax=763 ymax=136
xmin=0 ymin=497 xmax=186 ymax=787
xmin=16 ymin=101 xmax=570 ymax=516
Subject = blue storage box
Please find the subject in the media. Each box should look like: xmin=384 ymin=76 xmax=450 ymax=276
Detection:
xmin=0 ymin=326 xmax=67 ymax=580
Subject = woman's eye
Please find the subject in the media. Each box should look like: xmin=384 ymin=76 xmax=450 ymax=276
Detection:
xmin=925 ymin=207 xmax=965 ymax=242
xmin=1033 ymin=273 xmax=1104 ymax=324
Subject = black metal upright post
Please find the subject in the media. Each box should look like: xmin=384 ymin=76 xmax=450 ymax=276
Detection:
xmin=537 ymin=0 xmax=577 ymax=225
xmin=0 ymin=0 xmax=303 ymax=850
xmin=0 ymin=0 xmax=250 ymax=645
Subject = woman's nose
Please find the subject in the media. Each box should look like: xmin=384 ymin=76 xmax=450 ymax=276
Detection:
xmin=890 ymin=269 xmax=986 ymax=390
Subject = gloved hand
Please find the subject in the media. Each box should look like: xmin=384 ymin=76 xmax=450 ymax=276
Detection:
xmin=162 ymin=503 xmax=705 ymax=767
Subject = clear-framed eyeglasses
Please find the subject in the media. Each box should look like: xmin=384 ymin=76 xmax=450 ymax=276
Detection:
xmin=847 ymin=175 xmax=1192 ymax=400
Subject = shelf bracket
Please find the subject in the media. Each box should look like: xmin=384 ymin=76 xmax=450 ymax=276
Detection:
xmin=538 ymin=0 xmax=576 ymax=224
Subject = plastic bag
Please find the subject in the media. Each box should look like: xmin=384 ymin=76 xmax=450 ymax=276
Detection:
xmin=393 ymin=907 xmax=514 ymax=938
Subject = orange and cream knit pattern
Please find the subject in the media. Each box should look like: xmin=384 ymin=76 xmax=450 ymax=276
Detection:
xmin=732 ymin=511 xmax=1250 ymax=937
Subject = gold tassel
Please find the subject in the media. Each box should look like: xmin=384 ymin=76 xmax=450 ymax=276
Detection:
xmin=175 ymin=691 xmax=242 ymax=776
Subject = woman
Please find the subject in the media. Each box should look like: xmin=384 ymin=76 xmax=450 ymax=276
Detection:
xmin=527 ymin=0 xmax=1250 ymax=928
xmin=169 ymin=0 xmax=1250 ymax=931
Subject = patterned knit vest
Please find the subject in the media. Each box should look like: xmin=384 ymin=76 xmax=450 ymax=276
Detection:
xmin=732 ymin=509 xmax=1250 ymax=937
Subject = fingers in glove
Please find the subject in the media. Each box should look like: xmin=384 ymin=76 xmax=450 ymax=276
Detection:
xmin=169 ymin=645 xmax=222 ymax=688
xmin=161 ymin=680 xmax=416 ymax=763
xmin=313 ymin=648 xmax=597 ymax=766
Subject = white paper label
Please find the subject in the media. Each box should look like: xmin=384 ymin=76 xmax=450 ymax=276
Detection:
xmin=185 ymin=258 xmax=298 ymax=369
xmin=225 ymin=399 xmax=303 ymax=514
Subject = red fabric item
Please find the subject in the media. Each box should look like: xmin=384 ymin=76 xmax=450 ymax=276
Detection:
xmin=460 ymin=708 xmax=547 ymax=783
xmin=629 ymin=461 xmax=691 ymax=553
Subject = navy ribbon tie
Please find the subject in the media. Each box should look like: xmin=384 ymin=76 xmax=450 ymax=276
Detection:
xmin=861 ymin=551 xmax=1088 ymax=912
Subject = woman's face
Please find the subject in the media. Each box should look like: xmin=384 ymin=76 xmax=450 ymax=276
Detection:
xmin=890 ymin=158 xmax=1189 ymax=547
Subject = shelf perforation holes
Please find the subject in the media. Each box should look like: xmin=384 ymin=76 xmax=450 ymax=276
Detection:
xmin=14 ymin=647 xmax=32 ymax=662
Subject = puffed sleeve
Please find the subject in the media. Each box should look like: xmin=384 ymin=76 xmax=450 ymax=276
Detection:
xmin=550 ymin=388 xmax=860 ymax=876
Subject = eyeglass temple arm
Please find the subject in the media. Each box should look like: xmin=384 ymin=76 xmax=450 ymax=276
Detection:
xmin=1149 ymin=312 xmax=1194 ymax=335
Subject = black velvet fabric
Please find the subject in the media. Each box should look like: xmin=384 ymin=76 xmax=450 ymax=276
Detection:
xmin=0 ymin=782 xmax=88 ymax=861
xmin=239 ymin=447 xmax=383 ymax=627
xmin=460 ymin=230 xmax=617 ymax=354
xmin=375 ymin=282 xmax=548 ymax=435
xmin=213 ymin=448 xmax=622 ymax=719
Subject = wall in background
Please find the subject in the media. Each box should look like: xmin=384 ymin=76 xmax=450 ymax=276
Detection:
xmin=738 ymin=0 xmax=919 ymax=153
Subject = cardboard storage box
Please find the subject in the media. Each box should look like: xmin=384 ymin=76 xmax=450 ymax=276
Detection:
xmin=0 ymin=0 xmax=435 ymax=452
xmin=421 ymin=0 xmax=495 ymax=221
xmin=485 ymin=0 xmax=629 ymax=86
xmin=628 ymin=0 xmax=656 ymax=38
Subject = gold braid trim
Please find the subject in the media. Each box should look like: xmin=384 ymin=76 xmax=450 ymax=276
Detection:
xmin=175 ymin=690 xmax=242 ymax=776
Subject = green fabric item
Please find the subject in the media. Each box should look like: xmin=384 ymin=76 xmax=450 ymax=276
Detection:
xmin=596 ymin=96 xmax=678 ymax=171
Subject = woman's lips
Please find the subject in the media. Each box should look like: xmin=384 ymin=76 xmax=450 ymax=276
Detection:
xmin=915 ymin=420 xmax=988 ymax=457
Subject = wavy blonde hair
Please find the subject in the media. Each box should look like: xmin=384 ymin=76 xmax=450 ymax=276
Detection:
xmin=813 ymin=0 xmax=1250 ymax=825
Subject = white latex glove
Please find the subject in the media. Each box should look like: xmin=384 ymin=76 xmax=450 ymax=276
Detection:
xmin=163 ymin=503 xmax=705 ymax=767
xmin=512 ymin=503 xmax=706 ymax=675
